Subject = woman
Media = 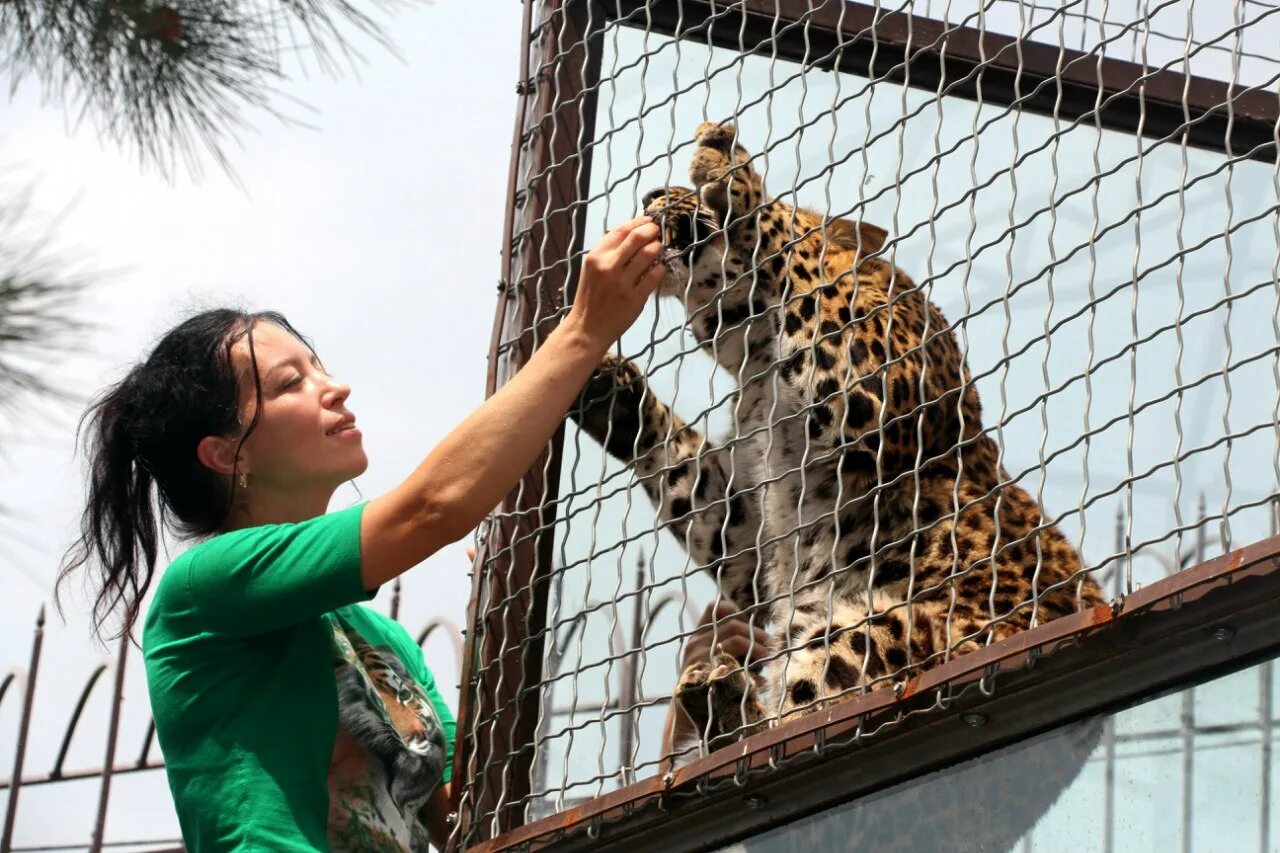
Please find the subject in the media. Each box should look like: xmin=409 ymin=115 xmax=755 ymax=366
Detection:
xmin=58 ymin=217 xmax=664 ymax=852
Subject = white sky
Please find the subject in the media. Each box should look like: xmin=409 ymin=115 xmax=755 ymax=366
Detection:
xmin=1 ymin=3 xmax=518 ymax=848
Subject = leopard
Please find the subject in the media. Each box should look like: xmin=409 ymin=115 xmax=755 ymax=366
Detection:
xmin=569 ymin=122 xmax=1105 ymax=764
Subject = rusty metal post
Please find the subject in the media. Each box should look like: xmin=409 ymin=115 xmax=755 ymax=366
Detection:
xmin=89 ymin=636 xmax=129 ymax=853
xmin=1 ymin=607 xmax=45 ymax=853
xmin=451 ymin=0 xmax=605 ymax=845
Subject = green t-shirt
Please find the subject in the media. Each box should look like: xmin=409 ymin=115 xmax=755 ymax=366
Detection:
xmin=142 ymin=503 xmax=456 ymax=852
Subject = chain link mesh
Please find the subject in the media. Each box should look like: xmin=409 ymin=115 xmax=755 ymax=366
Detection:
xmin=453 ymin=1 xmax=1280 ymax=845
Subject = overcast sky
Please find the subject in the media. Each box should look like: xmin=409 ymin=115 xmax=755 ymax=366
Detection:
xmin=1 ymin=3 xmax=519 ymax=848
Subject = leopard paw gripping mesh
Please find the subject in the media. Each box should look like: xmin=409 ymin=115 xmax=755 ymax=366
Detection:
xmin=452 ymin=1 xmax=1280 ymax=846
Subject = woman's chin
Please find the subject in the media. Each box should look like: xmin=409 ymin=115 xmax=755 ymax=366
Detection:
xmin=337 ymin=450 xmax=370 ymax=482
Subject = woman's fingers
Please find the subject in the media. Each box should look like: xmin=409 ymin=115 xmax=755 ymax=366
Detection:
xmin=620 ymin=238 xmax=664 ymax=289
xmin=613 ymin=221 xmax=662 ymax=269
xmin=636 ymin=260 xmax=666 ymax=298
xmin=682 ymin=601 xmax=771 ymax=668
xmin=595 ymin=216 xmax=653 ymax=253
xmin=714 ymin=634 xmax=759 ymax=661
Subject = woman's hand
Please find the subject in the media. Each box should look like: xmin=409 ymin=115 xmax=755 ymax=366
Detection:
xmin=661 ymin=600 xmax=770 ymax=770
xmin=563 ymin=216 xmax=665 ymax=349
xmin=361 ymin=218 xmax=664 ymax=590
xmin=679 ymin=600 xmax=770 ymax=675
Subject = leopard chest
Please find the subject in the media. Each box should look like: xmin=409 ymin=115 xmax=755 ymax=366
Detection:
xmin=733 ymin=407 xmax=852 ymax=598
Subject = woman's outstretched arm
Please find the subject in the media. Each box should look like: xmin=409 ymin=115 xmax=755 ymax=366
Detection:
xmin=360 ymin=216 xmax=664 ymax=588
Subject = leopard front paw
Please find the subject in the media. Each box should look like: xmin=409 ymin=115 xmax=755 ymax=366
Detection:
xmin=689 ymin=121 xmax=741 ymax=187
xmin=675 ymin=651 xmax=765 ymax=748
xmin=688 ymin=121 xmax=762 ymax=219
xmin=568 ymin=354 xmax=650 ymax=463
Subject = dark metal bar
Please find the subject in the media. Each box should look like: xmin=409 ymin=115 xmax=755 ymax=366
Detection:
xmin=1101 ymin=507 xmax=1124 ymax=853
xmin=415 ymin=619 xmax=465 ymax=676
xmin=607 ymin=0 xmax=1278 ymax=164
xmin=0 ymin=761 xmax=167 ymax=792
xmin=12 ymin=843 xmax=183 ymax=852
xmin=89 ymin=638 xmax=129 ymax=853
xmin=616 ymin=553 xmax=646 ymax=786
xmin=2 ymin=607 xmax=45 ymax=853
xmin=452 ymin=0 xmax=605 ymax=845
xmin=137 ymin=720 xmax=157 ymax=769
xmin=529 ymin=571 xmax=566 ymax=821
xmin=1262 ymin=659 xmax=1274 ymax=853
xmin=50 ymin=664 xmax=108 ymax=781
xmin=1181 ymin=512 xmax=1210 ymax=853
xmin=472 ymin=532 xmax=1280 ymax=852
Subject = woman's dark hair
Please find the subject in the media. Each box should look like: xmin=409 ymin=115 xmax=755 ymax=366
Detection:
xmin=57 ymin=308 xmax=313 ymax=640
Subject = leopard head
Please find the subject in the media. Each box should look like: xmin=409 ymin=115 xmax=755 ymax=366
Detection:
xmin=641 ymin=185 xmax=728 ymax=298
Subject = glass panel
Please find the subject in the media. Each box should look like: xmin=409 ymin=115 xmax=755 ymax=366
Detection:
xmin=717 ymin=656 xmax=1279 ymax=852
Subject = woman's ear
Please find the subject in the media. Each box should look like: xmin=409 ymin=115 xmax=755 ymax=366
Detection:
xmin=197 ymin=435 xmax=241 ymax=477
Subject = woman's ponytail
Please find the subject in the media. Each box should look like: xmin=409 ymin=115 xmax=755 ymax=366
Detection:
xmin=60 ymin=369 xmax=162 ymax=638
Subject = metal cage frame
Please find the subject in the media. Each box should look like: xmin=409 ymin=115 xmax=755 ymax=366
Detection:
xmin=451 ymin=0 xmax=1280 ymax=848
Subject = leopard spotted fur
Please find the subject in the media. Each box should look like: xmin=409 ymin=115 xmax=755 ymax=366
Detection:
xmin=569 ymin=123 xmax=1105 ymax=760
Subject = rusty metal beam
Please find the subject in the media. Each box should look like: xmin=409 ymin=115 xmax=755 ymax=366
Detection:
xmin=609 ymin=0 xmax=1278 ymax=163
xmin=473 ymin=533 xmax=1280 ymax=851
xmin=451 ymin=0 xmax=606 ymax=845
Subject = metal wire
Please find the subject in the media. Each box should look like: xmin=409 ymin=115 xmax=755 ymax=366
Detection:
xmin=458 ymin=0 xmax=1280 ymax=844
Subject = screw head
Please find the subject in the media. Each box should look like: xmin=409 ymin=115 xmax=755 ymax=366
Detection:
xmin=1210 ymin=624 xmax=1237 ymax=641
xmin=744 ymin=794 xmax=767 ymax=811
xmin=961 ymin=712 xmax=987 ymax=728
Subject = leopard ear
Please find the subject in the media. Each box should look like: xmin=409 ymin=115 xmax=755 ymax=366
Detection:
xmin=826 ymin=218 xmax=888 ymax=255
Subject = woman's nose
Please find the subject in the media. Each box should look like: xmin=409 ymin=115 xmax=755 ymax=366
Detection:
xmin=325 ymin=375 xmax=352 ymax=403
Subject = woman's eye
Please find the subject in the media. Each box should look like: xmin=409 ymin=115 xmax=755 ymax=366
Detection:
xmin=281 ymin=376 xmax=303 ymax=391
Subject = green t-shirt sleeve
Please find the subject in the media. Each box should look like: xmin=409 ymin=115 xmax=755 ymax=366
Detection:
xmin=182 ymin=503 xmax=372 ymax=636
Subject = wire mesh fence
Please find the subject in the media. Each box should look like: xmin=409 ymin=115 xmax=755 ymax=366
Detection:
xmin=458 ymin=0 xmax=1280 ymax=845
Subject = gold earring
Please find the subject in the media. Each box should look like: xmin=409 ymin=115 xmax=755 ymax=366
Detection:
xmin=238 ymin=472 xmax=249 ymax=489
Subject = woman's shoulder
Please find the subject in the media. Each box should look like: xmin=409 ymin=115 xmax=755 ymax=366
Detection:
xmin=149 ymin=526 xmax=255 ymax=599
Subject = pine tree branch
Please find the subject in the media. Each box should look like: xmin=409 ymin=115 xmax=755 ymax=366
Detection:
xmin=1 ymin=0 xmax=426 ymax=176
xmin=0 ymin=185 xmax=91 ymax=419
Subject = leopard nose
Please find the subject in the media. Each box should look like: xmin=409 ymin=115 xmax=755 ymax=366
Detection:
xmin=641 ymin=188 xmax=667 ymax=210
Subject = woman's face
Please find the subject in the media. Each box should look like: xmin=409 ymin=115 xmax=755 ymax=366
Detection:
xmin=233 ymin=322 xmax=368 ymax=495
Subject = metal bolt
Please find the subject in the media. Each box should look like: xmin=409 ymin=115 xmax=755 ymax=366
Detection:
xmin=961 ymin=712 xmax=987 ymax=728
xmin=744 ymin=794 xmax=767 ymax=811
xmin=1210 ymin=624 xmax=1236 ymax=641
